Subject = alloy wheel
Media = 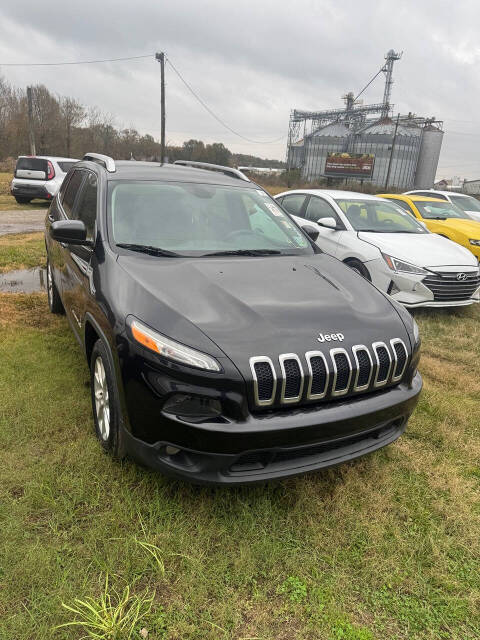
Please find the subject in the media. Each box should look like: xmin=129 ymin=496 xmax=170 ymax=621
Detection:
xmin=47 ymin=262 xmax=53 ymax=306
xmin=93 ymin=356 xmax=110 ymax=440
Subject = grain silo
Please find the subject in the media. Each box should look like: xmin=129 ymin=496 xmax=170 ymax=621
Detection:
xmin=351 ymin=120 xmax=422 ymax=189
xmin=302 ymin=122 xmax=349 ymax=181
xmin=286 ymin=50 xmax=444 ymax=191
xmin=414 ymin=125 xmax=444 ymax=188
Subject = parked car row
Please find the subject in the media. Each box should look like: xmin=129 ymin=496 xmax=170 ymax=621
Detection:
xmin=405 ymin=189 xmax=480 ymax=222
xmin=276 ymin=189 xmax=480 ymax=309
xmin=44 ymin=155 xmax=422 ymax=484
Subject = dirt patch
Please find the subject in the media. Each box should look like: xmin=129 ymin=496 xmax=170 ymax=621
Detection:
xmin=0 ymin=210 xmax=46 ymax=235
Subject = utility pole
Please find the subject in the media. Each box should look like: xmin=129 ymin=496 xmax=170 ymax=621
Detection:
xmin=26 ymin=86 xmax=36 ymax=156
xmin=155 ymin=52 xmax=166 ymax=163
xmin=385 ymin=113 xmax=400 ymax=190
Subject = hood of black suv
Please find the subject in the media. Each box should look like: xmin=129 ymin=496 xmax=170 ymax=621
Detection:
xmin=118 ymin=252 xmax=410 ymax=364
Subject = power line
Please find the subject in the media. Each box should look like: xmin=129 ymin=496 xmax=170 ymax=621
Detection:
xmin=0 ymin=53 xmax=153 ymax=67
xmin=166 ymin=56 xmax=285 ymax=144
xmin=0 ymin=49 xmax=286 ymax=145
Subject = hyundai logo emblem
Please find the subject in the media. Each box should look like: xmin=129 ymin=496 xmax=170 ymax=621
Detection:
xmin=456 ymin=273 xmax=467 ymax=281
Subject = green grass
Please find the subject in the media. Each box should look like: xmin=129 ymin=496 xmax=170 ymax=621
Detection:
xmin=0 ymin=232 xmax=46 ymax=273
xmin=0 ymin=294 xmax=479 ymax=639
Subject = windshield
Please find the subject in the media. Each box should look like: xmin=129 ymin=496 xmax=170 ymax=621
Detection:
xmin=449 ymin=194 xmax=480 ymax=213
xmin=109 ymin=181 xmax=312 ymax=256
xmin=335 ymin=198 xmax=427 ymax=233
xmin=414 ymin=200 xmax=471 ymax=220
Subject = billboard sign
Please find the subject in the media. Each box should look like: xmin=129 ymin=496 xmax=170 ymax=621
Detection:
xmin=324 ymin=153 xmax=375 ymax=178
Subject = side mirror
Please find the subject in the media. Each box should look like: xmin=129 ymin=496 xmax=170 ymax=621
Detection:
xmin=301 ymin=224 xmax=319 ymax=242
xmin=317 ymin=217 xmax=337 ymax=230
xmin=50 ymin=220 xmax=93 ymax=246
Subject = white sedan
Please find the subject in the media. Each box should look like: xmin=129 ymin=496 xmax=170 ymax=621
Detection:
xmin=275 ymin=189 xmax=480 ymax=308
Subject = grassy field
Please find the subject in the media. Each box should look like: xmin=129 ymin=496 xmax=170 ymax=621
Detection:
xmin=0 ymin=222 xmax=479 ymax=640
xmin=0 ymin=232 xmax=46 ymax=273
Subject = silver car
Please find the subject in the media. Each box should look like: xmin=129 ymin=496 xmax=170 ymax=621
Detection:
xmin=11 ymin=155 xmax=78 ymax=204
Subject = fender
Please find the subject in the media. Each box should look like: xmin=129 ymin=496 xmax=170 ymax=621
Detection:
xmin=83 ymin=311 xmax=132 ymax=435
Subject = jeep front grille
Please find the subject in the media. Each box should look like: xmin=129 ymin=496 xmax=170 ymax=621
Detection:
xmin=249 ymin=338 xmax=409 ymax=408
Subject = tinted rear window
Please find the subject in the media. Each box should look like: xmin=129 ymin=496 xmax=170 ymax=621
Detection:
xmin=57 ymin=161 xmax=76 ymax=173
xmin=16 ymin=157 xmax=47 ymax=172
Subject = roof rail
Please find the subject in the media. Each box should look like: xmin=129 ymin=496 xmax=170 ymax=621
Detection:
xmin=82 ymin=153 xmax=116 ymax=173
xmin=173 ymin=160 xmax=250 ymax=182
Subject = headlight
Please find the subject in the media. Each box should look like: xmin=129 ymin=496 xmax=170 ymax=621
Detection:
xmin=382 ymin=253 xmax=429 ymax=275
xmin=130 ymin=319 xmax=221 ymax=372
xmin=469 ymin=239 xmax=480 ymax=246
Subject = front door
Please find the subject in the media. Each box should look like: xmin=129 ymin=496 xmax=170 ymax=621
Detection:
xmin=302 ymin=196 xmax=344 ymax=256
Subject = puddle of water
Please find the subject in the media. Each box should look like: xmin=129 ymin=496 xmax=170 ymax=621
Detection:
xmin=0 ymin=267 xmax=47 ymax=293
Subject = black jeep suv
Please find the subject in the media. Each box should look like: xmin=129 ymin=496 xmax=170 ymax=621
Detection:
xmin=45 ymin=153 xmax=422 ymax=484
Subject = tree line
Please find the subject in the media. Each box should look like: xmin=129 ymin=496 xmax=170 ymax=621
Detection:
xmin=0 ymin=77 xmax=284 ymax=168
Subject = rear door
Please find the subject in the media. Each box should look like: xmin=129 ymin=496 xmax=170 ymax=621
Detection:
xmin=62 ymin=171 xmax=98 ymax=338
xmin=54 ymin=169 xmax=87 ymax=333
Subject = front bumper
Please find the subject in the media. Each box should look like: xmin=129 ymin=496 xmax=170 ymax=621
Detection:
xmin=123 ymin=372 xmax=422 ymax=485
xmin=367 ymin=258 xmax=480 ymax=307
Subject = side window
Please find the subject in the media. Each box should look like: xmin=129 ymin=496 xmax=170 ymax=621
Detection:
xmin=61 ymin=170 xmax=85 ymax=218
xmin=74 ymin=172 xmax=98 ymax=241
xmin=281 ymin=194 xmax=307 ymax=217
xmin=276 ymin=196 xmax=284 ymax=205
xmin=305 ymin=197 xmax=339 ymax=223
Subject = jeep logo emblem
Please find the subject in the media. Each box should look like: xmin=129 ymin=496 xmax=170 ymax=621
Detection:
xmin=318 ymin=332 xmax=344 ymax=343
xmin=456 ymin=273 xmax=467 ymax=281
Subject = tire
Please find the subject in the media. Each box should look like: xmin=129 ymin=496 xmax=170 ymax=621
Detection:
xmin=46 ymin=258 xmax=64 ymax=314
xmin=344 ymin=259 xmax=371 ymax=281
xmin=90 ymin=339 xmax=126 ymax=459
xmin=15 ymin=196 xmax=32 ymax=204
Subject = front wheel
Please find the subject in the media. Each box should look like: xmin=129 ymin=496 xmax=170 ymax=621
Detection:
xmin=46 ymin=258 xmax=64 ymax=314
xmin=90 ymin=339 xmax=126 ymax=459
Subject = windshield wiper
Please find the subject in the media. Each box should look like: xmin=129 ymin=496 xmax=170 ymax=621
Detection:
xmin=116 ymin=243 xmax=181 ymax=257
xmin=202 ymin=249 xmax=282 ymax=257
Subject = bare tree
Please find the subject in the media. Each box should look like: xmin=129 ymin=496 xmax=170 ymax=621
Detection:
xmin=60 ymin=96 xmax=85 ymax=157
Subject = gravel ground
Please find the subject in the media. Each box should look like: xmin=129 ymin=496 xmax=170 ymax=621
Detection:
xmin=0 ymin=210 xmax=46 ymax=235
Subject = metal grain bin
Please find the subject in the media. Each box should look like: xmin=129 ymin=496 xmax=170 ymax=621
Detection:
xmin=414 ymin=126 xmax=444 ymax=189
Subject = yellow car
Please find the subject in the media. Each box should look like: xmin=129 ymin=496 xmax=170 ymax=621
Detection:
xmin=378 ymin=194 xmax=480 ymax=261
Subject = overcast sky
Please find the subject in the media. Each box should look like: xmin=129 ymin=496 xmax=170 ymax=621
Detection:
xmin=0 ymin=0 xmax=479 ymax=178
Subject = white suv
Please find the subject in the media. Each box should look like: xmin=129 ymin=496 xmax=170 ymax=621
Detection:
xmin=405 ymin=190 xmax=480 ymax=222
xmin=275 ymin=189 xmax=480 ymax=308
xmin=11 ymin=156 xmax=78 ymax=204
